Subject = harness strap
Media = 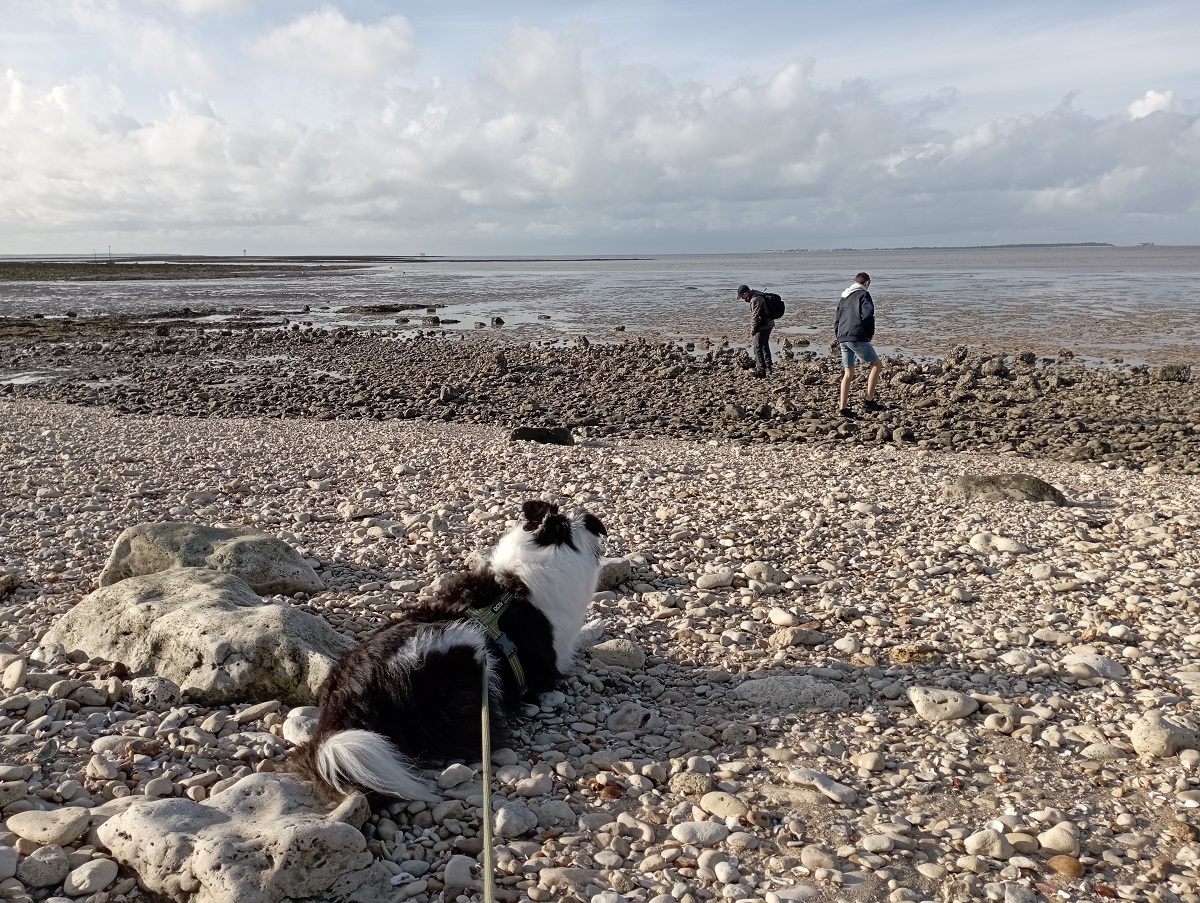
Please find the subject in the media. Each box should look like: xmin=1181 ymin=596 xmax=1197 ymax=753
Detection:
xmin=467 ymin=591 xmax=528 ymax=696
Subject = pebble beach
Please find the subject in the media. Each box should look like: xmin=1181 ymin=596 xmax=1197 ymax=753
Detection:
xmin=0 ymin=385 xmax=1198 ymax=903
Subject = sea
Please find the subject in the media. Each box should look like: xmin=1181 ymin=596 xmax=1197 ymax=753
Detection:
xmin=2 ymin=245 xmax=1197 ymax=366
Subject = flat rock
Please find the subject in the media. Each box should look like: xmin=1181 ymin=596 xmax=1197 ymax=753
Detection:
xmin=99 ymin=521 xmax=323 ymax=595
xmin=64 ymin=858 xmax=120 ymax=895
xmin=1061 ymin=652 xmax=1127 ymax=680
xmin=733 ymin=676 xmax=850 ymax=711
xmin=97 ymin=774 xmax=396 ymax=903
xmin=6 ymin=807 xmax=91 ymax=845
xmin=1081 ymin=742 xmax=1130 ymax=761
xmin=744 ymin=561 xmax=789 ymax=583
xmin=670 ymin=821 xmax=730 ymax=845
xmin=768 ymin=627 xmax=826 ymax=648
xmin=45 ymin=568 xmax=351 ymax=705
xmin=944 ymin=473 xmax=1068 ymax=505
xmin=589 ymin=638 xmax=646 ymax=670
xmin=907 ymin=686 xmax=979 ymax=722
xmin=696 ymin=569 xmax=734 ymax=590
xmin=699 ymin=791 xmax=749 ymax=819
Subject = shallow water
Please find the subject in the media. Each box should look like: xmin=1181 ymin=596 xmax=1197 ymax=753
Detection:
xmin=1 ymin=246 xmax=1196 ymax=365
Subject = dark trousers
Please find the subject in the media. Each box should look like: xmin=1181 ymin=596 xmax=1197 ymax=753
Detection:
xmin=752 ymin=329 xmax=773 ymax=374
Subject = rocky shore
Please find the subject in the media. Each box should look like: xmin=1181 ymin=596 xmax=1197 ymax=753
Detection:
xmin=0 ymin=397 xmax=1197 ymax=903
xmin=1 ymin=314 xmax=1197 ymax=474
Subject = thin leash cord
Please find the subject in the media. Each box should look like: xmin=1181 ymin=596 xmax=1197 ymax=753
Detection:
xmin=480 ymin=664 xmax=496 ymax=903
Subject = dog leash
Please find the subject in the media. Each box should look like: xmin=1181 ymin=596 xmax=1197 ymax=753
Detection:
xmin=471 ymin=590 xmax=527 ymax=900
xmin=480 ymin=663 xmax=496 ymax=903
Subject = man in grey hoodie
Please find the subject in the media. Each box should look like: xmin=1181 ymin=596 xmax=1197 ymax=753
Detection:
xmin=738 ymin=284 xmax=774 ymax=378
xmin=833 ymin=272 xmax=883 ymax=417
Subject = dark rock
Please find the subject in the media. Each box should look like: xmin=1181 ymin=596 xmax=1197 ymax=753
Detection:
xmin=944 ymin=472 xmax=1068 ymax=505
xmin=509 ymin=426 xmax=574 ymax=445
xmin=980 ymin=357 xmax=1009 ymax=378
xmin=1154 ymin=364 xmax=1191 ymax=383
xmin=722 ymin=404 xmax=746 ymax=421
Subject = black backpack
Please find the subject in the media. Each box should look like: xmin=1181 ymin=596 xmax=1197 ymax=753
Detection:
xmin=763 ymin=292 xmax=785 ymax=319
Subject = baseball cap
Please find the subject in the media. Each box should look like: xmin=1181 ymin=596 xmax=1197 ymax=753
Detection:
xmin=737 ymin=284 xmax=750 ymax=296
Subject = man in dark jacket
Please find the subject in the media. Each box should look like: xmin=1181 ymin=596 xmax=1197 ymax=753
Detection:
xmin=833 ymin=272 xmax=883 ymax=417
xmin=738 ymin=284 xmax=774 ymax=378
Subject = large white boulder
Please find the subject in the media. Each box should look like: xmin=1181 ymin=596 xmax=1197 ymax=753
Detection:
xmin=1130 ymin=711 xmax=1200 ymax=758
xmin=97 ymin=774 xmax=399 ymax=903
xmin=907 ymin=686 xmax=980 ymax=722
xmin=45 ymin=568 xmax=350 ymax=705
xmin=99 ymin=522 xmax=323 ymax=596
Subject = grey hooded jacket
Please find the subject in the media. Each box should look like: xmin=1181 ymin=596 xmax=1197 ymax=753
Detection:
xmin=834 ymin=283 xmax=875 ymax=343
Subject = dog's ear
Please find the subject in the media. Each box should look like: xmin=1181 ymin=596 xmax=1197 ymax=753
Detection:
xmin=521 ymin=500 xmax=556 ymax=530
xmin=582 ymin=513 xmax=607 ymax=537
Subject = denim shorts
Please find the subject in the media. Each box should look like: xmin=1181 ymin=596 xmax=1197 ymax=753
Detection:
xmin=840 ymin=340 xmax=879 ymax=368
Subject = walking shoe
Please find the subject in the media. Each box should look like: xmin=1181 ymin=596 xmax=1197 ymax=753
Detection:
xmin=839 ymin=408 xmax=856 ymax=418
xmin=864 ymin=398 xmax=886 ymax=411
xmin=754 ymin=370 xmax=766 ymax=379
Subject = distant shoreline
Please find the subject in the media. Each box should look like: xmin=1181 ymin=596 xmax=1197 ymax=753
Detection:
xmin=762 ymin=242 xmax=1124 ymax=252
xmin=0 ymin=261 xmax=363 ymax=283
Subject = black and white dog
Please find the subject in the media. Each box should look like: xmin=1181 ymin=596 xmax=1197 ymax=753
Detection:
xmin=294 ymin=500 xmax=606 ymax=801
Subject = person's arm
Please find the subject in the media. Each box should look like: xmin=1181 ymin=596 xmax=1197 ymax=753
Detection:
xmin=860 ymin=292 xmax=875 ymax=340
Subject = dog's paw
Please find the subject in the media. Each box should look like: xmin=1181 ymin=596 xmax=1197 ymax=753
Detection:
xmin=575 ymin=619 xmax=606 ymax=649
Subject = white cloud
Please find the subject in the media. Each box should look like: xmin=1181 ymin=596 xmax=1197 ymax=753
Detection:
xmin=49 ymin=0 xmax=218 ymax=86
xmin=483 ymin=26 xmax=582 ymax=111
xmin=2 ymin=6 xmax=1200 ymax=252
xmin=251 ymin=6 xmax=415 ymax=83
xmin=1128 ymin=89 xmax=1174 ymax=119
xmin=144 ymin=0 xmax=248 ymax=14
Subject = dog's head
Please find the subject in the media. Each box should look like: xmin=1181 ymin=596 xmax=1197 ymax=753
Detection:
xmin=489 ymin=499 xmax=607 ymax=580
xmin=520 ymin=500 xmax=606 ymax=556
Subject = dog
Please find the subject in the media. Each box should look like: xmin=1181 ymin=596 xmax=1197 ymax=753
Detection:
xmin=293 ymin=500 xmax=607 ymax=801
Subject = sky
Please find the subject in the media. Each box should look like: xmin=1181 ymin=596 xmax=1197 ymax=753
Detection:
xmin=2 ymin=0 xmax=1198 ymax=255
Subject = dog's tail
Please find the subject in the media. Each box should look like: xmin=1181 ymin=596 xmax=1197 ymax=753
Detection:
xmin=305 ymin=728 xmax=440 ymax=802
